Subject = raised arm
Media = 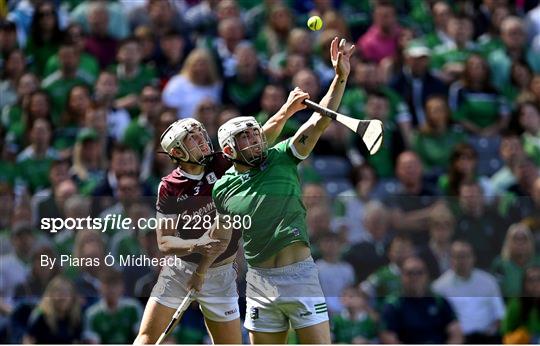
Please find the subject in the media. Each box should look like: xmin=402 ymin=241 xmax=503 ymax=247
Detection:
xmin=261 ymin=88 xmax=313 ymax=145
xmin=291 ymin=37 xmax=355 ymax=158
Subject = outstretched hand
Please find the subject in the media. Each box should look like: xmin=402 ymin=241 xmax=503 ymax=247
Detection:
xmin=330 ymin=37 xmax=355 ymax=78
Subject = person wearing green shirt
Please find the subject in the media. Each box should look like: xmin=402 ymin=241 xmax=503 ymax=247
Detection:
xmin=41 ymin=42 xmax=92 ymax=126
xmin=331 ymin=286 xmax=379 ymax=343
xmin=487 ymin=16 xmax=540 ymax=92
xmin=199 ymin=37 xmax=355 ymax=344
xmin=412 ymin=95 xmax=466 ymax=175
xmin=84 ymin=269 xmax=143 ymax=344
xmin=122 ymin=85 xmax=162 ymax=156
xmin=502 ymin=266 xmax=540 ymax=343
xmin=109 ymin=37 xmax=158 ymax=115
xmin=449 ymin=54 xmax=510 ymax=136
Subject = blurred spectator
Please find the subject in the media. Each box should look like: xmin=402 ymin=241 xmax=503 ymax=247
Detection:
xmin=449 ymin=54 xmax=510 ymax=137
xmin=344 ymin=201 xmax=391 ymax=282
xmin=43 ymin=23 xmax=99 ymax=84
xmin=357 ymin=0 xmax=401 ymax=64
xmin=417 ymin=202 xmax=454 ymax=280
xmin=453 ymin=181 xmax=506 ymax=269
xmin=360 ymin=234 xmax=414 ymax=307
xmin=432 ymin=17 xmax=474 ymax=80
xmin=514 ymin=101 xmax=540 ymax=165
xmin=24 ymin=1 xmax=63 ymax=77
xmin=69 ymin=230 xmax=105 ymax=309
xmin=505 ymin=157 xmax=540 ymax=221
xmin=192 ymin=100 xmax=220 ymax=145
xmin=316 ymin=232 xmax=355 ymax=316
xmin=340 ymin=58 xmax=412 ymax=137
xmin=478 ymin=4 xmax=510 ymax=55
xmin=291 ymin=68 xmax=321 ymax=123
xmin=492 ymin=223 xmax=540 ymax=297
xmin=122 ymin=85 xmax=162 ymax=157
xmin=30 ymin=158 xmax=69 ymax=224
xmin=0 ymin=223 xmax=33 ymax=310
xmin=380 ymin=256 xmax=463 ymax=344
xmin=110 ymin=37 xmax=157 ymax=112
xmin=2 ymin=72 xmax=39 ymax=149
xmin=254 ymin=4 xmax=292 ymax=60
xmin=488 ymin=16 xmax=540 ymax=91
xmin=42 ymin=40 xmax=92 ymax=125
xmin=133 ymin=26 xmax=157 ymax=66
xmin=390 ymin=42 xmax=447 ymax=127
xmin=491 ymin=131 xmax=526 ymax=194
xmin=99 ymin=173 xmax=142 ymax=230
xmin=15 ymin=118 xmax=58 ymax=196
xmin=222 ymin=43 xmax=266 ymax=117
xmin=162 ymin=48 xmax=222 ymax=119
xmin=521 ymin=177 xmax=540 ymax=240
xmin=53 ymin=195 xmax=91 ymax=256
xmin=384 ymin=151 xmax=439 ymax=244
xmin=91 ymin=144 xmax=140 ymax=215
xmin=424 ymin=1 xmax=453 ymax=49
xmin=432 ymin=240 xmax=505 ymax=343
xmin=502 ymin=60 xmax=533 ymax=107
xmin=437 ymin=143 xmax=494 ymax=198
xmin=53 ymin=85 xmax=91 ymax=154
xmin=306 ymin=204 xmax=333 ymax=251
xmin=155 ymin=30 xmax=187 ymax=83
xmin=0 ymin=49 xmax=26 ymax=110
xmin=23 ymin=276 xmax=82 ymax=344
xmin=84 ymin=2 xmax=118 ymax=69
xmin=14 ymin=246 xmax=61 ymax=303
xmin=268 ymin=28 xmax=312 ymax=83
xmin=36 ymin=178 xmax=77 ymax=226
xmin=70 ymin=0 xmax=129 ymax=40
xmin=93 ymin=71 xmax=130 ymax=141
xmin=0 ymin=20 xmax=18 ymax=60
xmin=502 ymin=265 xmax=540 ymax=343
xmin=83 ymin=269 xmax=142 ymax=344
xmin=128 ymin=0 xmax=184 ymax=38
xmin=412 ymin=95 xmax=466 ymax=176
xmin=335 ymin=164 xmax=380 ymax=243
xmin=330 ymin=286 xmax=379 ymax=344
xmin=207 ymin=16 xmax=247 ymax=78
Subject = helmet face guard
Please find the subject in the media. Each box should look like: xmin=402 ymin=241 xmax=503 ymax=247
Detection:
xmin=234 ymin=128 xmax=268 ymax=167
xmin=182 ymin=125 xmax=214 ymax=166
xmin=160 ymin=119 xmax=214 ymax=166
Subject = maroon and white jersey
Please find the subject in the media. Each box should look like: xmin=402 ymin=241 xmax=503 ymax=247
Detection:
xmin=156 ymin=153 xmax=241 ymax=264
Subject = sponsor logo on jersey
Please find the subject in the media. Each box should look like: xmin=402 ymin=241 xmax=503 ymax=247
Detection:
xmin=206 ymin=172 xmax=217 ymax=184
xmin=177 ymin=194 xmax=188 ymax=202
xmin=250 ymin=307 xmax=259 ymax=320
xmin=225 ymin=308 xmax=238 ymax=316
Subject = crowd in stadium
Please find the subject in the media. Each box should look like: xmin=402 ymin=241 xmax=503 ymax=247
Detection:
xmin=2 ymin=0 xmax=540 ymax=343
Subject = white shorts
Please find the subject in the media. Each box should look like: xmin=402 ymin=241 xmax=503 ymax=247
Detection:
xmin=244 ymin=256 xmax=329 ymax=333
xmin=150 ymin=258 xmax=240 ymax=322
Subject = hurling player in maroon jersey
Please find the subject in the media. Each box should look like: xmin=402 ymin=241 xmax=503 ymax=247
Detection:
xmin=135 ymin=92 xmax=308 ymax=344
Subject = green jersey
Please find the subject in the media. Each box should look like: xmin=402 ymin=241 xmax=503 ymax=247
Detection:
xmin=331 ymin=311 xmax=379 ymax=343
xmin=84 ymin=298 xmax=142 ymax=344
xmin=212 ymin=139 xmax=309 ymax=265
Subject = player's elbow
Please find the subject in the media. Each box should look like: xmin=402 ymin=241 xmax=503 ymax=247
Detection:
xmin=157 ymin=238 xmax=173 ymax=255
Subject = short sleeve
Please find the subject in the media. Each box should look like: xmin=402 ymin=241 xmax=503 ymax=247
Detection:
xmin=272 ymin=138 xmax=307 ymax=165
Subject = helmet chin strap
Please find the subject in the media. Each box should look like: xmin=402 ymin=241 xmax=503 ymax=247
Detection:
xmin=158 ymin=151 xmax=213 ymax=166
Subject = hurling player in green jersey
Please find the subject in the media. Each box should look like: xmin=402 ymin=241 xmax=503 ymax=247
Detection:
xmin=189 ymin=37 xmax=355 ymax=344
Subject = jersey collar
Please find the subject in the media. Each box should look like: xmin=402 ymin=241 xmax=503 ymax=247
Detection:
xmin=177 ymin=168 xmax=204 ymax=181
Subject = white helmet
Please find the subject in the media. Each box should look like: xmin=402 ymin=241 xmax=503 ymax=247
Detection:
xmin=218 ymin=116 xmax=267 ymax=166
xmin=160 ymin=118 xmax=213 ymax=165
